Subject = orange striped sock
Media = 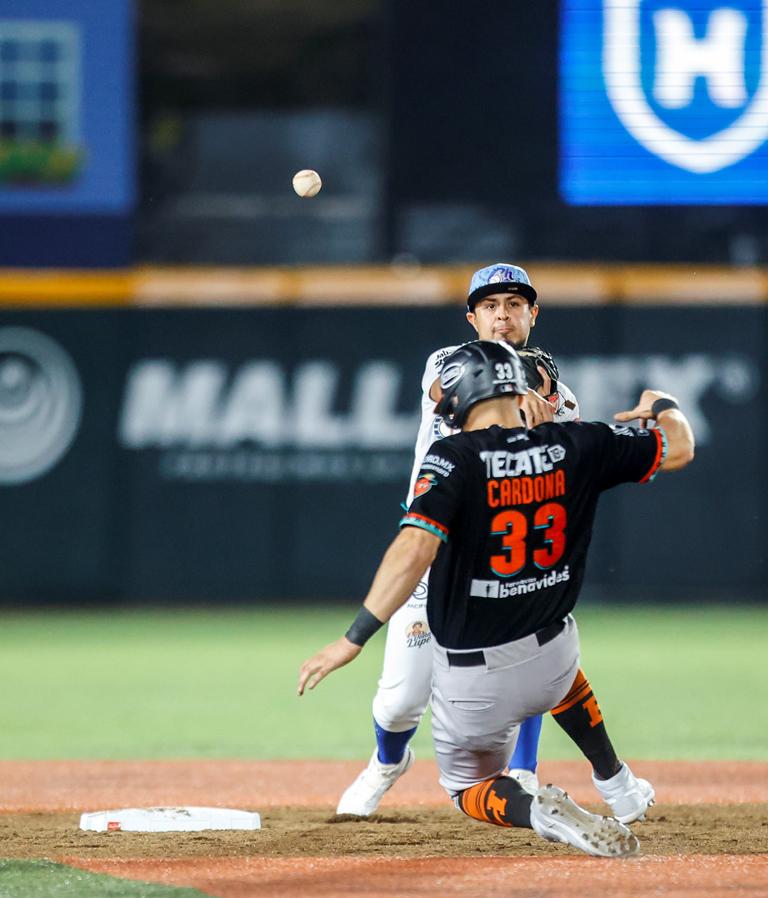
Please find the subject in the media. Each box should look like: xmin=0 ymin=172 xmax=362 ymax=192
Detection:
xmin=551 ymin=669 xmax=601 ymax=720
xmin=457 ymin=776 xmax=533 ymax=829
xmin=550 ymin=668 xmax=621 ymax=780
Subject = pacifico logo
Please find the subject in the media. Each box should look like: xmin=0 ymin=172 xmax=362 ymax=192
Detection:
xmin=0 ymin=327 xmax=82 ymax=485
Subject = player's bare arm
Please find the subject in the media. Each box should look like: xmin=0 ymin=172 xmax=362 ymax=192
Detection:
xmin=297 ymin=527 xmax=440 ymax=696
xmin=614 ymin=389 xmax=695 ymax=471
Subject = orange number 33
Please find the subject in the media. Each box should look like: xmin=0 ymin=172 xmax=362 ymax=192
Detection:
xmin=490 ymin=502 xmax=567 ymax=577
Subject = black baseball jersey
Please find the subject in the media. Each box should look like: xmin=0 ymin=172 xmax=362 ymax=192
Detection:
xmin=400 ymin=422 xmax=666 ymax=649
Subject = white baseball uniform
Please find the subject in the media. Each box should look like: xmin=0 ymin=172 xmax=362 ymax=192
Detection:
xmin=371 ymin=345 xmax=580 ymax=732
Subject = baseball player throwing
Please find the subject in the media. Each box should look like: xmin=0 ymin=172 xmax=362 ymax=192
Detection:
xmin=336 ymin=264 xmax=652 ymax=822
xmin=299 ymin=340 xmax=694 ymax=857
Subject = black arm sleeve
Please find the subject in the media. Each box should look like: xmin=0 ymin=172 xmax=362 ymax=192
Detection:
xmin=575 ymin=422 xmax=667 ymax=491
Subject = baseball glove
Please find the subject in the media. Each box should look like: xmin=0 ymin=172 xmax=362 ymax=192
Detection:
xmin=517 ymin=346 xmax=559 ymax=396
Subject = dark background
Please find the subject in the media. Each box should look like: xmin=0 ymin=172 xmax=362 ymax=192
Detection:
xmin=135 ymin=0 xmax=768 ymax=266
xmin=1 ymin=3 xmax=765 ymax=606
xmin=2 ymin=306 xmax=764 ymax=604
xmin=6 ymin=0 xmax=767 ymax=265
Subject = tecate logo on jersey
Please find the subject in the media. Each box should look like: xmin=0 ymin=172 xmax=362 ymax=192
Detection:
xmin=0 ymin=327 xmax=82 ymax=485
xmin=118 ymin=359 xmax=420 ymax=483
xmin=480 ymin=445 xmax=566 ymax=479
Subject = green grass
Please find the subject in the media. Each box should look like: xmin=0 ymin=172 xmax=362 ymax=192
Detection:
xmin=540 ymin=606 xmax=767 ymax=761
xmin=0 ymin=861 xmax=207 ymax=898
xmin=0 ymin=606 xmax=764 ymax=761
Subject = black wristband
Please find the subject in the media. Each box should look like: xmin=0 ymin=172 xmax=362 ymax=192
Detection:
xmin=650 ymin=398 xmax=679 ymax=419
xmin=345 ymin=606 xmax=385 ymax=647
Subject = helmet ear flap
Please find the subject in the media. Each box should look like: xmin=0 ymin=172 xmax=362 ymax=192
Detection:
xmin=435 ymin=391 xmax=459 ymax=426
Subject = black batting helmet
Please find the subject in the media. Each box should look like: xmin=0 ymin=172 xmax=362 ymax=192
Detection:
xmin=435 ymin=340 xmax=528 ymax=428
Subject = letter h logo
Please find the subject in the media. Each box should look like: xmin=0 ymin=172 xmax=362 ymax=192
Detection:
xmin=604 ymin=0 xmax=768 ymax=173
xmin=560 ymin=0 xmax=768 ymax=202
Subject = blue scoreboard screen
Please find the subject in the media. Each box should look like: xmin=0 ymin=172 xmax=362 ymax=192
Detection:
xmin=560 ymin=0 xmax=768 ymax=204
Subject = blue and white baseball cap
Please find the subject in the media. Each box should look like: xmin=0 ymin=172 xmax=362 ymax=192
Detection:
xmin=467 ymin=263 xmax=537 ymax=310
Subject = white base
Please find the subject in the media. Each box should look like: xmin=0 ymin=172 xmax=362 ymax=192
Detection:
xmin=79 ymin=806 xmax=261 ymax=833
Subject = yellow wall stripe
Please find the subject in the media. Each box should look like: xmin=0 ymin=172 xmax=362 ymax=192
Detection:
xmin=0 ymin=269 xmax=135 ymax=305
xmin=1 ymin=264 xmax=767 ymax=307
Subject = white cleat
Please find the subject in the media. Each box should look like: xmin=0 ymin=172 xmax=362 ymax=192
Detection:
xmin=530 ymin=784 xmax=640 ymax=858
xmin=336 ymin=747 xmax=415 ymax=817
xmin=593 ymin=762 xmax=656 ymax=824
xmin=507 ymin=768 xmax=540 ymax=796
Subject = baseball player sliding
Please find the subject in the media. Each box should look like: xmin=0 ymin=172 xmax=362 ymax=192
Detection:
xmin=299 ymin=339 xmax=695 ymax=857
xmin=334 ymin=264 xmax=652 ymax=824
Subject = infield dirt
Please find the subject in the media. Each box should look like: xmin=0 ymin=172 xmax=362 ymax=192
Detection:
xmin=2 ymin=803 xmax=767 ymax=858
xmin=1 ymin=759 xmax=766 ymax=898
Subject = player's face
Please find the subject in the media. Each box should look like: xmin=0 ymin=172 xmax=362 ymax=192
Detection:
xmin=466 ymin=294 xmax=539 ymax=348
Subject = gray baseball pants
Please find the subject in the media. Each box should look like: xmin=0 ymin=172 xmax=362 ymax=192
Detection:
xmin=430 ymin=615 xmax=580 ymax=794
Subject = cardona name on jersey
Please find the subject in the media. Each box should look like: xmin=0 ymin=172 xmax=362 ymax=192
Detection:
xmin=480 ymin=445 xmax=566 ymax=478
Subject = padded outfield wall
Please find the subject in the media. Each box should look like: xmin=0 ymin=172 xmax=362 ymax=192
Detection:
xmin=0 ymin=305 xmax=765 ymax=604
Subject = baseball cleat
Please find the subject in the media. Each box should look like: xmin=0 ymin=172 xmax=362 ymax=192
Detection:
xmin=593 ymin=762 xmax=655 ymax=824
xmin=530 ymin=784 xmax=640 ymax=858
xmin=335 ymin=747 xmax=415 ymax=816
xmin=507 ymin=768 xmax=540 ymax=796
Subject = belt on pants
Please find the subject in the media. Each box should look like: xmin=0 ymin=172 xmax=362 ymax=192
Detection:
xmin=446 ymin=619 xmax=567 ymax=668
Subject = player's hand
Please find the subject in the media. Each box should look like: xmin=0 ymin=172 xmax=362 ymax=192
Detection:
xmin=520 ymin=388 xmax=555 ymax=428
xmin=614 ymin=390 xmax=678 ymax=429
xmin=297 ymin=637 xmax=362 ymax=696
xmin=536 ymin=365 xmax=553 ymax=398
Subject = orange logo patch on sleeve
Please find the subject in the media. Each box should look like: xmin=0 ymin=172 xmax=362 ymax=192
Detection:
xmin=414 ymin=473 xmax=437 ymax=497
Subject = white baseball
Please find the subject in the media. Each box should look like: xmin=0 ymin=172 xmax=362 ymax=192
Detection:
xmin=292 ymin=169 xmax=322 ymax=198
